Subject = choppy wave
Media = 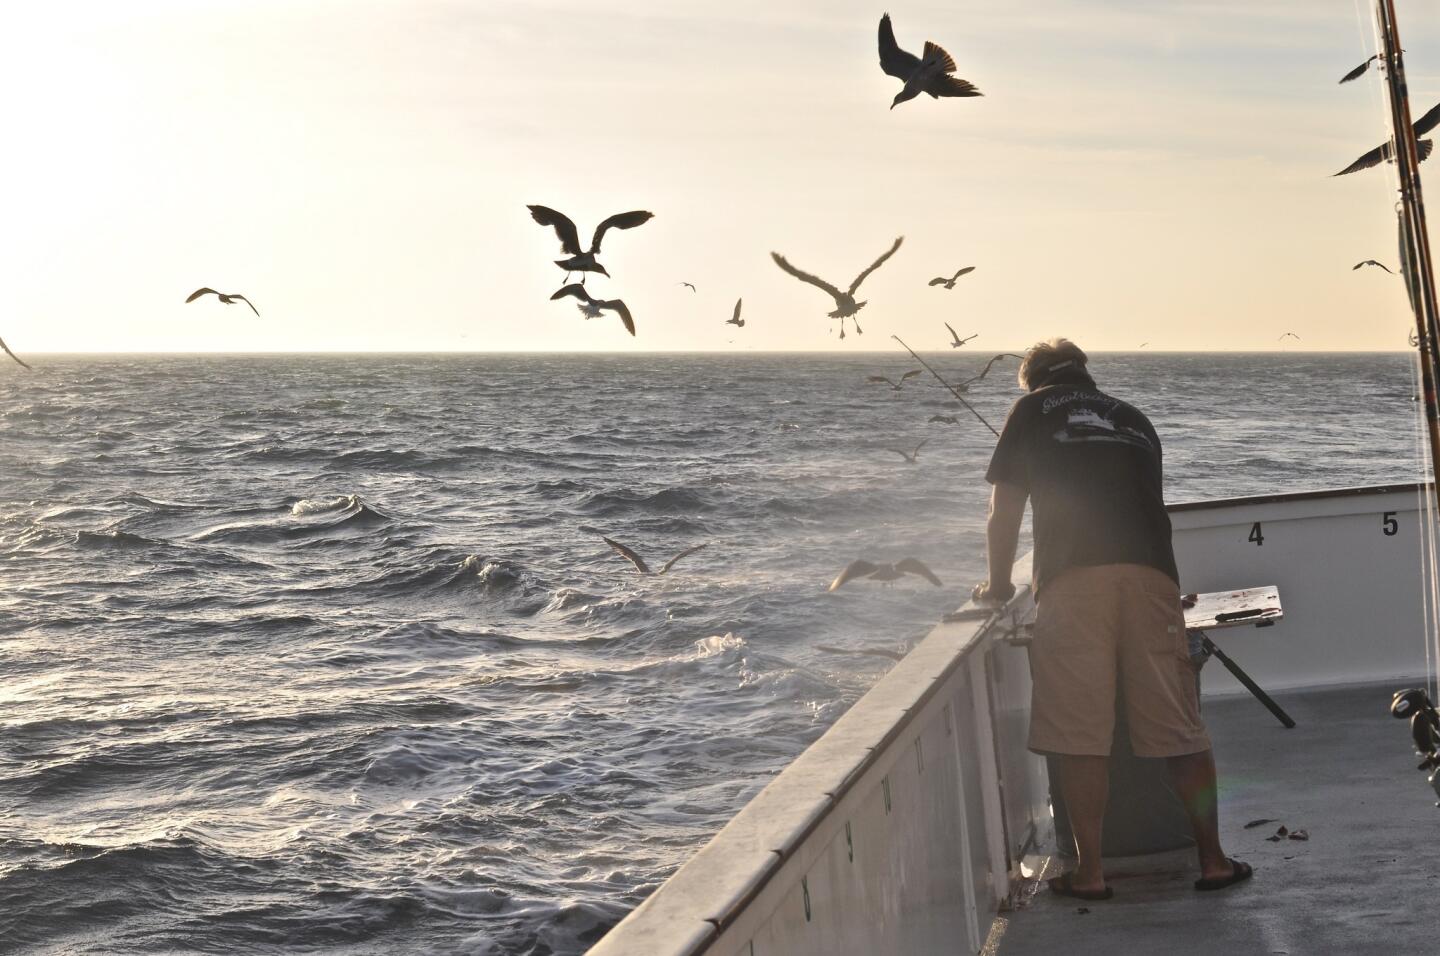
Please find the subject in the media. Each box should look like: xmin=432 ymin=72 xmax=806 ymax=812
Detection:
xmin=0 ymin=352 xmax=1422 ymax=954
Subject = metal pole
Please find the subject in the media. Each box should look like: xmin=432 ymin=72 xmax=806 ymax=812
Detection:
xmin=1375 ymin=0 xmax=1440 ymax=476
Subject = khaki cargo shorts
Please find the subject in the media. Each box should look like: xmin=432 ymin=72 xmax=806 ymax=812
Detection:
xmin=1028 ymin=563 xmax=1211 ymax=758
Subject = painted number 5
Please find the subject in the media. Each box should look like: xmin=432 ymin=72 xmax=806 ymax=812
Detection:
xmin=1383 ymin=511 xmax=1398 ymax=537
xmin=1248 ymin=522 xmax=1264 ymax=546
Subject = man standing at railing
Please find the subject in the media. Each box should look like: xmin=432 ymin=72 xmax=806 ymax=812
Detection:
xmin=972 ymin=338 xmax=1253 ymax=900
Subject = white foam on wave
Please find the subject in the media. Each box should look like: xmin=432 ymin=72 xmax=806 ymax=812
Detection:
xmin=291 ymin=494 xmax=360 ymax=517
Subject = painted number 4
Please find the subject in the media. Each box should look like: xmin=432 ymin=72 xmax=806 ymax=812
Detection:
xmin=1248 ymin=522 xmax=1264 ymax=546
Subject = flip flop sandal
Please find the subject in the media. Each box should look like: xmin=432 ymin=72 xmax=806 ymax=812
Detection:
xmin=1195 ymin=858 xmax=1254 ymax=891
xmin=1048 ymin=874 xmax=1114 ymax=901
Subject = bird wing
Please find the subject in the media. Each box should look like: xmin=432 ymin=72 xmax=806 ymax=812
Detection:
xmin=527 ymin=205 xmax=582 ymax=256
xmin=895 ymin=557 xmax=943 ymax=587
xmin=660 ymin=543 xmax=708 ymax=574
xmin=953 ymin=266 xmax=976 ymax=279
xmin=590 ymin=210 xmax=654 ymax=253
xmin=944 ymin=322 xmax=961 ymax=343
xmin=1335 ymin=141 xmax=1386 ymax=176
xmin=1414 ymin=101 xmax=1440 ymax=137
xmin=232 ymin=294 xmax=260 ymax=316
xmin=867 ymin=375 xmax=896 ymax=386
xmin=1421 ymin=138 xmax=1435 ymax=162
xmin=928 ymin=277 xmax=948 ymax=286
xmin=604 ymin=300 xmax=637 ymax=337
xmin=550 ymin=283 xmax=596 ymax=304
xmin=681 ymin=282 xmax=696 ymax=291
xmin=926 ymin=72 xmax=982 ymax=98
xmin=961 ymin=353 xmax=1012 ymax=387
xmin=1339 ymin=56 xmax=1374 ymax=84
xmin=886 ymin=447 xmax=912 ymax=461
xmin=829 ymin=559 xmax=880 ymax=591
xmin=900 ymin=369 xmax=921 ymax=381
xmin=185 ymin=287 xmax=218 ymax=303
xmin=771 ymin=252 xmax=846 ymax=302
xmin=847 ymin=236 xmax=904 ymax=296
xmin=732 ymin=298 xmax=743 ymax=323
xmin=0 ymin=336 xmax=32 ymax=370
xmin=911 ymin=438 xmax=929 ymax=458
xmin=878 ymin=14 xmax=920 ymax=80
xmin=601 ymin=536 xmax=650 ymax=573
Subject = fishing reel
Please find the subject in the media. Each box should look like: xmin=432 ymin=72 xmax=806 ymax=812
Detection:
xmin=1391 ymin=688 xmax=1440 ymax=805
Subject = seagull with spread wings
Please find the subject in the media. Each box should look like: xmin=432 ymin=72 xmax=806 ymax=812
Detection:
xmin=1335 ymin=101 xmax=1440 ymax=176
xmin=726 ymin=299 xmax=745 ymax=328
xmin=929 ymin=267 xmax=975 ymax=289
xmin=771 ymin=236 xmax=903 ymax=340
xmin=1354 ymin=259 xmax=1395 ymax=274
xmin=866 ymin=369 xmax=921 ymax=391
xmin=186 ymin=288 xmax=259 ymax=316
xmin=944 ymin=323 xmax=977 ymax=348
xmin=596 ymin=535 xmax=708 ymax=575
xmin=527 ymin=205 xmax=653 ymax=282
xmin=550 ymin=284 xmax=637 ymax=337
xmin=955 ymin=353 xmax=1024 ymax=392
xmin=0 ymin=336 xmax=32 ymax=370
xmin=877 ymin=13 xmax=981 ymax=110
xmin=828 ymin=557 xmax=943 ymax=591
xmin=1279 ymin=332 xmax=1301 ymax=342
xmin=679 ymin=282 xmax=697 ymax=292
xmin=886 ymin=438 xmax=929 ymax=464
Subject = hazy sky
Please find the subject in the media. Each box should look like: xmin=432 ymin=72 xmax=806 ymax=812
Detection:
xmin=3 ymin=0 xmax=1438 ymax=353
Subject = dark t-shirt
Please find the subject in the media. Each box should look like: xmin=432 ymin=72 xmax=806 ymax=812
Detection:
xmin=985 ymin=378 xmax=1178 ymax=595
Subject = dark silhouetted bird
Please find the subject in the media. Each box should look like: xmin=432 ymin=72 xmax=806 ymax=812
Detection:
xmin=929 ymin=415 xmax=959 ymax=425
xmin=771 ymin=236 xmax=903 ymax=340
xmin=596 ymin=535 xmax=707 ymax=574
xmin=527 ymin=205 xmax=653 ymax=282
xmin=1335 ymin=101 xmax=1440 ymax=175
xmin=886 ymin=438 xmax=929 ymax=464
xmin=878 ymin=14 xmax=980 ymax=110
xmin=929 ymin=267 xmax=976 ymax=289
xmin=727 ymin=299 xmax=744 ymax=328
xmin=945 ymin=323 xmax=977 ymax=347
xmin=679 ymin=281 xmax=696 ymax=292
xmin=1279 ymin=332 xmax=1301 ymax=341
xmin=867 ymin=369 xmax=921 ymax=391
xmin=1 ymin=336 xmax=32 ymax=370
xmin=186 ymin=288 xmax=259 ymax=316
xmin=1354 ymin=259 xmax=1395 ymax=274
xmin=955 ymin=353 xmax=1024 ymax=392
xmin=550 ymin=284 xmax=636 ymax=336
xmin=828 ymin=557 xmax=943 ymax=591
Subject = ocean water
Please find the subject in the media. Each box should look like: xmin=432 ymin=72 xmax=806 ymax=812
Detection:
xmin=0 ymin=352 xmax=1424 ymax=954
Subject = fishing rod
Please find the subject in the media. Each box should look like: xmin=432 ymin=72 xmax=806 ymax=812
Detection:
xmin=1374 ymin=0 xmax=1440 ymax=804
xmin=890 ymin=335 xmax=1000 ymax=437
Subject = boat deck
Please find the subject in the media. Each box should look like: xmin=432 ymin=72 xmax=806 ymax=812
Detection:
xmin=994 ymin=680 xmax=1440 ymax=955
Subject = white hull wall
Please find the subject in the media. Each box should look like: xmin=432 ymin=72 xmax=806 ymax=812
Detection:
xmin=1170 ymin=486 xmax=1432 ymax=695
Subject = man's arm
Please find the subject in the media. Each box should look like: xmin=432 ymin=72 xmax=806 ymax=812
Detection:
xmin=976 ymin=481 xmax=1027 ymax=603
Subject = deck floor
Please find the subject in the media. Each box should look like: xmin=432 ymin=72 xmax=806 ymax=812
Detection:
xmin=993 ymin=680 xmax=1440 ymax=955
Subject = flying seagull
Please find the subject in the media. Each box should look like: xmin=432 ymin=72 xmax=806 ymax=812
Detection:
xmin=928 ymin=415 xmax=959 ymax=425
xmin=1335 ymin=101 xmax=1440 ymax=176
xmin=944 ymin=323 xmax=977 ymax=348
xmin=867 ymin=369 xmax=921 ymax=391
xmin=877 ymin=14 xmax=981 ymax=110
xmin=1354 ymin=259 xmax=1395 ymax=274
xmin=886 ymin=438 xmax=929 ymax=464
xmin=186 ymin=288 xmax=259 ymax=316
xmin=550 ymin=284 xmax=636 ymax=336
xmin=955 ymin=353 xmax=1024 ymax=392
xmin=929 ymin=267 xmax=976 ymax=289
xmin=596 ymin=535 xmax=707 ymax=575
xmin=770 ymin=236 xmax=904 ymax=340
xmin=527 ymin=205 xmax=653 ymax=282
xmin=0 ymin=336 xmax=32 ymax=370
xmin=828 ymin=557 xmax=943 ymax=591
xmin=727 ymin=299 xmax=745 ymax=328
xmin=1279 ymin=332 xmax=1301 ymax=341
xmin=680 ymin=282 xmax=697 ymax=292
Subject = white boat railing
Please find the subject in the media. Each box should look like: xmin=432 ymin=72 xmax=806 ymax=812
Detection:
xmin=588 ymin=555 xmax=1050 ymax=956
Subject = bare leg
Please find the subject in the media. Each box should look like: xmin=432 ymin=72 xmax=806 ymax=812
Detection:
xmin=1056 ymin=754 xmax=1110 ymax=892
xmin=1166 ymin=749 xmax=1233 ymax=881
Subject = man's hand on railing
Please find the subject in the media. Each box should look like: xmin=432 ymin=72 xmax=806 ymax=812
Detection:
xmin=971 ymin=580 xmax=1016 ymax=605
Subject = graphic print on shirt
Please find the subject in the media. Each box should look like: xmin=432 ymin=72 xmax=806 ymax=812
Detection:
xmin=1046 ymin=393 xmax=1155 ymax=450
